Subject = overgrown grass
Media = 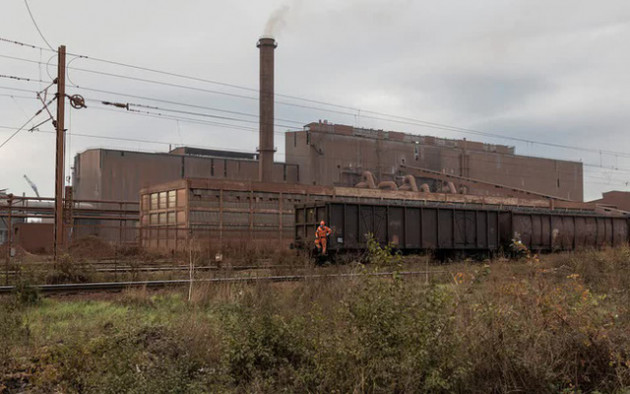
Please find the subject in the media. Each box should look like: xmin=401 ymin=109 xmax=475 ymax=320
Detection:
xmin=1 ymin=247 xmax=630 ymax=393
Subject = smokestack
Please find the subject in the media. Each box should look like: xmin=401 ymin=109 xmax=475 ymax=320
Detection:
xmin=257 ymin=37 xmax=277 ymax=182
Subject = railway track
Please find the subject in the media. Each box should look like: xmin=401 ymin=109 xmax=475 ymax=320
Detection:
xmin=1 ymin=264 xmax=306 ymax=276
xmin=0 ymin=270 xmax=446 ymax=294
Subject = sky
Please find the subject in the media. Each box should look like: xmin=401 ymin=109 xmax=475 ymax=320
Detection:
xmin=1 ymin=0 xmax=629 ymax=201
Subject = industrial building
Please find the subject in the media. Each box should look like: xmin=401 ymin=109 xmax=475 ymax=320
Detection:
xmin=73 ymin=147 xmax=299 ymax=202
xmin=287 ymin=121 xmax=583 ymax=200
xmin=73 ymin=122 xmax=584 ymax=204
xmin=590 ymin=191 xmax=630 ymax=212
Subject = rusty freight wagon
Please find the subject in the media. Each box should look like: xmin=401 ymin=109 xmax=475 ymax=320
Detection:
xmin=294 ymin=202 xmax=630 ymax=256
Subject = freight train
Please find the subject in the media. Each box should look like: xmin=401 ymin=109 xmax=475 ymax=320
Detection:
xmin=294 ymin=201 xmax=630 ymax=259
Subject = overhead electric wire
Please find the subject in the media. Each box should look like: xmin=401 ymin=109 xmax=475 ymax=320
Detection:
xmin=0 ymin=85 xmax=41 ymax=94
xmin=2 ymin=37 xmax=630 ymax=161
xmin=0 ymin=125 xmax=265 ymax=155
xmin=23 ymin=0 xmax=54 ymax=51
xmin=4 ymin=86 xmax=630 ymax=175
xmin=76 ymin=85 xmax=305 ymax=125
xmin=0 ymin=111 xmax=42 ymax=150
xmin=0 ymin=93 xmax=37 ymax=100
xmin=91 ymin=106 xmax=291 ymax=137
xmin=0 ymin=73 xmax=46 ymax=83
xmin=122 ymin=102 xmax=299 ymax=129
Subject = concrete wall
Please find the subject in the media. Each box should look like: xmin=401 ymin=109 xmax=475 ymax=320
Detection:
xmin=285 ymin=125 xmax=583 ymax=201
xmin=73 ymin=149 xmax=299 ymax=202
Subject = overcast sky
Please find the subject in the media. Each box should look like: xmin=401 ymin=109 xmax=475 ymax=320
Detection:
xmin=1 ymin=0 xmax=629 ymax=201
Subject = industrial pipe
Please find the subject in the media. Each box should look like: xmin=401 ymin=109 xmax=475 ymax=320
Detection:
xmin=398 ymin=175 xmax=418 ymax=192
xmin=419 ymin=183 xmax=430 ymax=193
xmin=378 ymin=181 xmax=398 ymax=191
xmin=355 ymin=171 xmax=377 ymax=189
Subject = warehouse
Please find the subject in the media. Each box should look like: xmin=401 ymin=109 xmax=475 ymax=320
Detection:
xmin=286 ymin=121 xmax=583 ymax=200
xmin=73 ymin=147 xmax=299 ymax=202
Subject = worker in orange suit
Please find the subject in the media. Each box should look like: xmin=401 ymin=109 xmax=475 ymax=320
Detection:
xmin=314 ymin=220 xmax=332 ymax=255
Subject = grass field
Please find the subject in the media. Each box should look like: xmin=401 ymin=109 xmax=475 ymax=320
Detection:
xmin=1 ymin=246 xmax=630 ymax=393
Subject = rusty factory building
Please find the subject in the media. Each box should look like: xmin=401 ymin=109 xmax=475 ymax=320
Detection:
xmin=73 ymin=147 xmax=299 ymax=202
xmin=287 ymin=121 xmax=583 ymax=200
xmin=72 ymin=122 xmax=584 ymax=204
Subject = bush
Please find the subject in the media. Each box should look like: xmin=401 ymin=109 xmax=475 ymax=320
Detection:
xmin=45 ymin=254 xmax=93 ymax=284
xmin=3 ymin=248 xmax=630 ymax=393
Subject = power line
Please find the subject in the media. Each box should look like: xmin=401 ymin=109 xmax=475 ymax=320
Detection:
xmin=0 ymin=82 xmax=306 ymax=130
xmin=123 ymin=102 xmax=300 ymax=129
xmin=91 ymin=106 xmax=291 ymax=137
xmin=0 ymin=111 xmax=42 ymax=150
xmin=0 ymin=125 xmax=267 ymax=155
xmin=2 ymin=39 xmax=630 ymax=160
xmin=0 ymin=93 xmax=37 ymax=100
xmin=0 ymin=37 xmax=42 ymax=49
xmin=4 ymin=85 xmax=630 ymax=174
xmin=0 ymin=85 xmax=39 ymax=94
xmin=23 ymin=0 xmax=54 ymax=51
xmin=0 ymin=74 xmax=46 ymax=83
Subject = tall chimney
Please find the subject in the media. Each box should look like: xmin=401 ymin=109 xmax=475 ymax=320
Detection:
xmin=257 ymin=37 xmax=277 ymax=182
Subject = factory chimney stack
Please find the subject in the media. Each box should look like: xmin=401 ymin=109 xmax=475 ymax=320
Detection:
xmin=257 ymin=37 xmax=277 ymax=182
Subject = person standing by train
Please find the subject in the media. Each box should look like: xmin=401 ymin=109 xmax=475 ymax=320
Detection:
xmin=315 ymin=220 xmax=332 ymax=255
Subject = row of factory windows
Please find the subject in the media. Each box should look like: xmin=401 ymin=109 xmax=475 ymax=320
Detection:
xmin=146 ymin=211 xmax=178 ymax=226
xmin=146 ymin=191 xmax=177 ymax=211
xmin=144 ymin=190 xmax=311 ymax=211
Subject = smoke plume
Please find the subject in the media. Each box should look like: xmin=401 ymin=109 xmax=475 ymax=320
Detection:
xmin=263 ymin=1 xmax=302 ymax=37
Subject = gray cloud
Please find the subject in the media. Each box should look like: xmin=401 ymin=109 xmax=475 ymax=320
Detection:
xmin=1 ymin=0 xmax=629 ymax=201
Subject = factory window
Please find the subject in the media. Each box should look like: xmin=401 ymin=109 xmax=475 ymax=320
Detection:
xmin=557 ymin=179 xmax=560 ymax=188
xmin=159 ymin=213 xmax=167 ymax=225
xmin=150 ymin=193 xmax=158 ymax=210
xmin=141 ymin=195 xmax=149 ymax=211
xmin=168 ymin=190 xmax=176 ymax=208
xmin=306 ymin=131 xmax=311 ymax=145
xmin=167 ymin=212 xmax=176 ymax=225
xmin=210 ymin=159 xmax=215 ymax=177
xmin=159 ymin=192 xmax=167 ymax=209
xmin=150 ymin=214 xmax=158 ymax=225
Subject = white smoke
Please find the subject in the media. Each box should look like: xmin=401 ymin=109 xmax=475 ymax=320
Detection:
xmin=263 ymin=1 xmax=302 ymax=37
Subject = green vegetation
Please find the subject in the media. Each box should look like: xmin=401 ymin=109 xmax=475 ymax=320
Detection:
xmin=1 ymin=247 xmax=630 ymax=393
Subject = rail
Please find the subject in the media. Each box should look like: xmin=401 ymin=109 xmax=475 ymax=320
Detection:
xmin=0 ymin=270 xmax=445 ymax=294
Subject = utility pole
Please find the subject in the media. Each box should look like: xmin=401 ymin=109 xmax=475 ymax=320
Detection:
xmin=4 ymin=194 xmax=13 ymax=285
xmin=53 ymin=45 xmax=66 ymax=261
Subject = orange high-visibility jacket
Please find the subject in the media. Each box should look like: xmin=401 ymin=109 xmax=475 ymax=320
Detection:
xmin=316 ymin=225 xmax=331 ymax=239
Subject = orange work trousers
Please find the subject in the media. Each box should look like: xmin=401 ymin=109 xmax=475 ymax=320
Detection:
xmin=315 ymin=237 xmax=328 ymax=254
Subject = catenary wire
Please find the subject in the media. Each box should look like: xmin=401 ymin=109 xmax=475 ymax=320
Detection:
xmin=3 ymin=49 xmax=630 ymax=160
xmin=23 ymin=0 xmax=54 ymax=51
xmin=3 ymin=86 xmax=630 ymax=176
xmin=0 ymin=111 xmax=43 ymax=150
